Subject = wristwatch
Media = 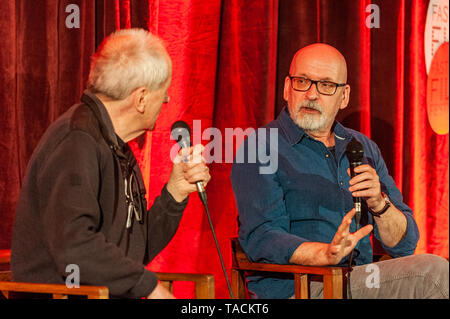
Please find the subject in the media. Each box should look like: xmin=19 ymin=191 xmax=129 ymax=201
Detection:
xmin=369 ymin=192 xmax=391 ymax=217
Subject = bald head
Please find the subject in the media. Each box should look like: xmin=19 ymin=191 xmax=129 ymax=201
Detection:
xmin=283 ymin=43 xmax=351 ymax=137
xmin=289 ymin=43 xmax=347 ymax=83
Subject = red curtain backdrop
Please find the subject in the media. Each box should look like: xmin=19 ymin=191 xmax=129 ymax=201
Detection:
xmin=0 ymin=0 xmax=448 ymax=298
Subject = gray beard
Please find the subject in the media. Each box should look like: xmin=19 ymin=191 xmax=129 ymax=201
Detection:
xmin=291 ymin=101 xmax=334 ymax=132
xmin=294 ymin=112 xmax=329 ymax=132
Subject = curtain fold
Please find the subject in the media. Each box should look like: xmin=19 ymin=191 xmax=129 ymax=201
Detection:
xmin=0 ymin=0 xmax=447 ymax=298
xmin=0 ymin=0 xmax=96 ymax=250
xmin=0 ymin=0 xmax=19 ymax=251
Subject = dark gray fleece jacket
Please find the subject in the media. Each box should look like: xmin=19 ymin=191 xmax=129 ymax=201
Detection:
xmin=11 ymin=90 xmax=187 ymax=298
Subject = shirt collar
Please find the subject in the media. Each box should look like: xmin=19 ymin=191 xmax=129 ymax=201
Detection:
xmin=276 ymin=106 xmax=353 ymax=145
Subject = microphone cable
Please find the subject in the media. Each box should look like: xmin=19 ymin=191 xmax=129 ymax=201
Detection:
xmin=345 ymin=138 xmax=364 ymax=299
xmin=171 ymin=120 xmax=234 ymax=298
xmin=346 ymin=220 xmax=360 ymax=300
xmin=197 ymin=191 xmax=235 ymax=299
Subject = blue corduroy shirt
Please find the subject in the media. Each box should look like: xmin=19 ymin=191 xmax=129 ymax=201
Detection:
xmin=230 ymin=107 xmax=419 ymax=299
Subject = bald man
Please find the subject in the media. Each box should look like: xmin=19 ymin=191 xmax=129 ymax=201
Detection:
xmin=231 ymin=44 xmax=449 ymax=299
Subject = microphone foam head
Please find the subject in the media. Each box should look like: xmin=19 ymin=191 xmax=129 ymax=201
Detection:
xmin=345 ymin=138 xmax=364 ymax=163
xmin=171 ymin=120 xmax=191 ymax=148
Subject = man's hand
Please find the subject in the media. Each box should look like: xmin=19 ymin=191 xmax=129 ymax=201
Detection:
xmin=325 ymin=208 xmax=373 ymax=265
xmin=347 ymin=165 xmax=408 ymax=247
xmin=289 ymin=209 xmax=373 ymax=266
xmin=167 ymin=144 xmax=211 ymax=202
xmin=347 ymin=164 xmax=385 ymax=212
xmin=147 ymin=283 xmax=176 ymax=299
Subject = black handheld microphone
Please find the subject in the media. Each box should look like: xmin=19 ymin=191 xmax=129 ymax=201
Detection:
xmin=345 ymin=138 xmax=365 ymax=297
xmin=170 ymin=120 xmax=234 ymax=298
xmin=170 ymin=120 xmax=207 ymax=206
xmin=345 ymin=138 xmax=364 ymax=229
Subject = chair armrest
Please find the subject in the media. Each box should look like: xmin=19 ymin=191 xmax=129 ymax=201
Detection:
xmin=232 ymin=238 xmax=344 ymax=276
xmin=0 ymin=281 xmax=109 ymax=299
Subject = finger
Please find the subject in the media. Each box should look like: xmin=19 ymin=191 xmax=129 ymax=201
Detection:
xmin=192 ymin=144 xmax=205 ymax=155
xmin=349 ymin=171 xmax=376 ymax=185
xmin=184 ymin=162 xmax=208 ymax=176
xmin=351 ymin=189 xmax=380 ymax=199
xmin=349 ymin=180 xmax=376 ymax=192
xmin=182 ymin=157 xmax=207 ymax=170
xmin=347 ymin=165 xmax=374 ymax=175
xmin=176 ymin=146 xmax=194 ymax=163
xmin=333 ymin=209 xmax=355 ymax=244
xmin=334 ymin=218 xmax=351 ymax=243
xmin=185 ymin=144 xmax=204 ymax=164
xmin=184 ymin=165 xmax=210 ymax=183
xmin=353 ymin=164 xmax=375 ymax=174
xmin=343 ymin=208 xmax=356 ymax=223
xmin=182 ymin=157 xmax=206 ymax=168
xmin=172 ymin=153 xmax=182 ymax=164
xmin=178 ymin=146 xmax=193 ymax=155
xmin=353 ymin=224 xmax=374 ymax=241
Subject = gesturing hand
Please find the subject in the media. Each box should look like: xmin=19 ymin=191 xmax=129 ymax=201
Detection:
xmin=326 ymin=208 xmax=373 ymax=265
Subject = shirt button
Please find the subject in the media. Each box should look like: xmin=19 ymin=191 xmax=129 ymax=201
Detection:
xmin=325 ymin=154 xmax=330 ymax=158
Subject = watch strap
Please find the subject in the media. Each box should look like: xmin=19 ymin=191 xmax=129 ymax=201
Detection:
xmin=369 ymin=192 xmax=391 ymax=217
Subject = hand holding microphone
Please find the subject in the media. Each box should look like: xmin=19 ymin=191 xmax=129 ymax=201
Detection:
xmin=346 ymin=138 xmax=385 ymax=224
xmin=167 ymin=121 xmax=210 ymax=203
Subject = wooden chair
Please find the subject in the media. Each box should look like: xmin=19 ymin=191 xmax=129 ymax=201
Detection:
xmin=0 ymin=249 xmax=215 ymax=299
xmin=231 ymin=238 xmax=347 ymax=299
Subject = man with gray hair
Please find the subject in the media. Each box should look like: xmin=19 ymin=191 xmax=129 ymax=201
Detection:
xmin=11 ymin=29 xmax=210 ymax=299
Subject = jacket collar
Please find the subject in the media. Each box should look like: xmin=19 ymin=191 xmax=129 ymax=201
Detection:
xmin=81 ymin=90 xmax=129 ymax=160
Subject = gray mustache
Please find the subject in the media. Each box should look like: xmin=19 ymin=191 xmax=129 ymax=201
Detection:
xmin=298 ymin=102 xmax=323 ymax=113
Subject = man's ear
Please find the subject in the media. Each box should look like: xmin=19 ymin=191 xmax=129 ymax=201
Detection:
xmin=339 ymin=84 xmax=351 ymax=110
xmin=283 ymin=76 xmax=290 ymax=102
xmin=134 ymin=87 xmax=147 ymax=113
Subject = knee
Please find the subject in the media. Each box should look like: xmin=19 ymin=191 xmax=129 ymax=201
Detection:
xmin=415 ymin=254 xmax=449 ymax=279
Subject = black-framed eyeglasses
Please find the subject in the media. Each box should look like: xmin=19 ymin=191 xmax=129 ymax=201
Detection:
xmin=289 ymin=75 xmax=346 ymax=96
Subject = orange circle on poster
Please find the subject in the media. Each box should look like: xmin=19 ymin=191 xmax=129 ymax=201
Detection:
xmin=426 ymin=42 xmax=449 ymax=135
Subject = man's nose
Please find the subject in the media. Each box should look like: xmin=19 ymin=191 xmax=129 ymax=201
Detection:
xmin=305 ymin=83 xmax=319 ymax=100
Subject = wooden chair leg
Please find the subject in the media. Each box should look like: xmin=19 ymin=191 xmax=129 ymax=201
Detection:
xmin=231 ymin=269 xmax=245 ymax=299
xmin=195 ymin=275 xmax=215 ymax=299
xmin=294 ymin=274 xmax=309 ymax=299
xmin=323 ymin=272 xmax=343 ymax=299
